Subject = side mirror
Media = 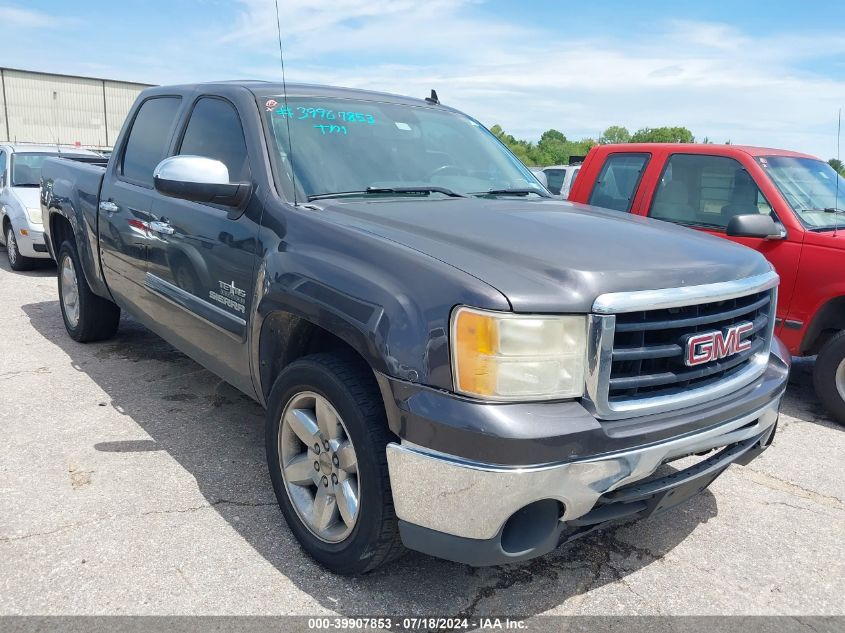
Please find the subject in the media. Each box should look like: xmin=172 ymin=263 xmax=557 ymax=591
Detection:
xmin=532 ymin=170 xmax=549 ymax=188
xmin=153 ymin=156 xmax=249 ymax=207
xmin=725 ymin=214 xmax=786 ymax=240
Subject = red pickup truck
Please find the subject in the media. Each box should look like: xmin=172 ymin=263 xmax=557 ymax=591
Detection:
xmin=569 ymin=143 xmax=845 ymax=424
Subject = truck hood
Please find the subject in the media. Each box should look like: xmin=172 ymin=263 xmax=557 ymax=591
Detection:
xmin=317 ymin=197 xmax=772 ymax=312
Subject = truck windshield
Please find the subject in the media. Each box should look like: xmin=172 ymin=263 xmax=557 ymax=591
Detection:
xmin=261 ymin=96 xmax=547 ymax=201
xmin=757 ymin=155 xmax=845 ymax=230
xmin=11 ymin=152 xmax=97 ymax=187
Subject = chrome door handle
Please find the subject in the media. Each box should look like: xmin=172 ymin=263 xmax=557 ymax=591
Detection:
xmin=99 ymin=201 xmax=119 ymax=214
xmin=149 ymin=220 xmax=175 ymax=235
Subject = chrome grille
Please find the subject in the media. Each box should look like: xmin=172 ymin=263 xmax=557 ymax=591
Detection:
xmin=609 ymin=290 xmax=772 ymax=400
xmin=585 ymin=272 xmax=779 ymax=420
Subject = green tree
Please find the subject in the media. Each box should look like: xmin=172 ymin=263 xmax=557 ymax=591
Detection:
xmin=630 ymin=126 xmax=694 ymax=143
xmin=828 ymin=158 xmax=845 ymax=176
xmin=599 ymin=125 xmax=631 ymax=144
xmin=537 ymin=129 xmax=570 ymax=165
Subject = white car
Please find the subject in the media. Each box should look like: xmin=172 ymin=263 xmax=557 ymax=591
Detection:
xmin=542 ymin=164 xmax=581 ymax=199
xmin=0 ymin=144 xmax=103 ymax=270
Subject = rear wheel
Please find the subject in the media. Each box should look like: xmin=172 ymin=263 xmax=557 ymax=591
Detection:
xmin=266 ymin=352 xmax=404 ymax=574
xmin=57 ymin=240 xmax=121 ymax=342
xmin=813 ymin=331 xmax=845 ymax=426
xmin=6 ymin=225 xmax=36 ymax=271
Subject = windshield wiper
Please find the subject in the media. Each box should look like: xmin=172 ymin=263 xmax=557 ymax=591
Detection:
xmin=308 ymin=186 xmax=465 ymax=201
xmin=12 ymin=183 xmax=40 ymax=188
xmin=471 ymin=188 xmax=550 ymax=198
xmin=365 ymin=186 xmax=465 ymax=198
xmin=801 ymin=207 xmax=845 ymax=214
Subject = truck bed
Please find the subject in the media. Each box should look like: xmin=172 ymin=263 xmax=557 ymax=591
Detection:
xmin=41 ymin=157 xmax=108 ymax=293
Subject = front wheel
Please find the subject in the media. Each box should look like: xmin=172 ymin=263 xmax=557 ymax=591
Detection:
xmin=57 ymin=240 xmax=121 ymax=342
xmin=265 ymin=352 xmax=404 ymax=574
xmin=6 ymin=225 xmax=36 ymax=271
xmin=813 ymin=331 xmax=845 ymax=426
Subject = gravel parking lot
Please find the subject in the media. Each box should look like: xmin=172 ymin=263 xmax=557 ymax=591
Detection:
xmin=0 ymin=255 xmax=843 ymax=618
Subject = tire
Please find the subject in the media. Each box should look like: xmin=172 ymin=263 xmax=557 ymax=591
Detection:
xmin=57 ymin=240 xmax=121 ymax=342
xmin=265 ymin=352 xmax=404 ymax=574
xmin=813 ymin=331 xmax=845 ymax=426
xmin=5 ymin=224 xmax=36 ymax=271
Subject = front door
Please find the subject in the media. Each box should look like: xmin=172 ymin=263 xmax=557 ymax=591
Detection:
xmin=645 ymin=152 xmax=802 ymax=322
xmin=99 ymin=96 xmax=183 ymax=306
xmin=143 ymin=96 xmax=260 ymax=394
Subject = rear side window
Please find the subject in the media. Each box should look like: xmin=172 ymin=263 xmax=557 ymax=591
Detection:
xmin=121 ymin=97 xmax=182 ymax=186
xmin=178 ymin=98 xmax=251 ymax=182
xmin=588 ymin=153 xmax=649 ymax=212
xmin=544 ymin=169 xmax=566 ymax=195
xmin=0 ymin=151 xmax=6 ymax=186
xmin=649 ymin=154 xmax=773 ymax=228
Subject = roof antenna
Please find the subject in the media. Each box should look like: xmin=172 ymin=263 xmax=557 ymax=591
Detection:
xmin=425 ymin=89 xmax=439 ymax=105
xmin=274 ymin=0 xmax=297 ymax=205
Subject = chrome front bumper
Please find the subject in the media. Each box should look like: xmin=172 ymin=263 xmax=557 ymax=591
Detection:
xmin=386 ymin=397 xmax=780 ymax=541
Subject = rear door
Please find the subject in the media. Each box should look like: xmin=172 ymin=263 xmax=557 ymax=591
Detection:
xmin=643 ymin=152 xmax=802 ymax=321
xmin=143 ymin=95 xmax=260 ymax=393
xmin=99 ymin=96 xmax=182 ymax=305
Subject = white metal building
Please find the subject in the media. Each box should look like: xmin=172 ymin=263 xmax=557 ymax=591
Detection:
xmin=0 ymin=68 xmax=152 ymax=150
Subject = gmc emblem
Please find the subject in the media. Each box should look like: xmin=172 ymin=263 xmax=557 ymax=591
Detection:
xmin=684 ymin=322 xmax=754 ymax=367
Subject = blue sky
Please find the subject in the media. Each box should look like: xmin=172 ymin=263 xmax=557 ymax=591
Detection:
xmin=2 ymin=0 xmax=845 ymax=157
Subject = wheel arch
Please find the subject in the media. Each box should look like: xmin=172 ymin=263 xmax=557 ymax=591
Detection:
xmin=800 ymin=295 xmax=845 ymax=355
xmin=256 ymin=308 xmax=384 ymax=404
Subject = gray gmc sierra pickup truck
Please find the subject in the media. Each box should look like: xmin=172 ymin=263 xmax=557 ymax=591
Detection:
xmin=41 ymin=81 xmax=789 ymax=574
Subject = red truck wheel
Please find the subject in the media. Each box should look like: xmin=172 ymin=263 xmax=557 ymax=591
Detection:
xmin=813 ymin=331 xmax=845 ymax=426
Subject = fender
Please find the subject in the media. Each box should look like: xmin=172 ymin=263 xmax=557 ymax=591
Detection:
xmin=249 ymin=203 xmax=510 ymax=401
xmin=798 ymin=292 xmax=845 ymax=355
xmin=42 ymin=161 xmax=112 ymax=299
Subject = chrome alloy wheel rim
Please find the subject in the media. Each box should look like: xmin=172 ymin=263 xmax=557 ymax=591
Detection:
xmin=60 ymin=254 xmax=80 ymax=328
xmin=6 ymin=229 xmax=17 ymax=266
xmin=278 ymin=391 xmax=360 ymax=543
xmin=836 ymin=358 xmax=845 ymax=403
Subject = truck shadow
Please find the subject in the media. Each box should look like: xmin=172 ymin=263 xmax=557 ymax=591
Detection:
xmin=23 ymin=300 xmax=720 ymax=616
xmin=781 ymin=356 xmax=842 ymax=430
xmin=0 ymin=245 xmax=57 ymax=276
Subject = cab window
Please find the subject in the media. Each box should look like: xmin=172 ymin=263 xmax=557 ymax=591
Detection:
xmin=649 ymin=154 xmax=773 ymax=229
xmin=121 ymin=97 xmax=182 ymax=187
xmin=178 ymin=97 xmax=251 ymax=182
xmin=544 ymin=168 xmax=565 ymax=195
xmin=588 ymin=153 xmax=649 ymax=212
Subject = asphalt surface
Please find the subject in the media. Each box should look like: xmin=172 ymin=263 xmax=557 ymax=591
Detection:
xmin=0 ymin=254 xmax=843 ymax=617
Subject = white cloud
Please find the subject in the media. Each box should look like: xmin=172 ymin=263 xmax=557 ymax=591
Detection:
xmin=0 ymin=5 xmax=52 ymax=27
xmin=4 ymin=0 xmax=844 ymax=158
xmin=225 ymin=5 xmax=845 ymax=158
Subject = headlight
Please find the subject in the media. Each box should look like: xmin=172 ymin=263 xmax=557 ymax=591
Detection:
xmin=451 ymin=306 xmax=587 ymax=401
xmin=26 ymin=207 xmax=43 ymax=225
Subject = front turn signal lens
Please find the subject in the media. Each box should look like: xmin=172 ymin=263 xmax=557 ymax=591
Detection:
xmin=451 ymin=306 xmax=587 ymax=401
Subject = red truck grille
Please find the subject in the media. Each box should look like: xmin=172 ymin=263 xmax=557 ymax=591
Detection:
xmin=607 ymin=289 xmax=774 ymax=401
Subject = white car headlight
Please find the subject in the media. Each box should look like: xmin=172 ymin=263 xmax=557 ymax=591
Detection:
xmin=451 ymin=306 xmax=587 ymax=401
xmin=26 ymin=207 xmax=43 ymax=225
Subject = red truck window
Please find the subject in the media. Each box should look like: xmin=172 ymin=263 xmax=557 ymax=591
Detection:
xmin=650 ymin=154 xmax=774 ymax=229
xmin=588 ymin=153 xmax=649 ymax=212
